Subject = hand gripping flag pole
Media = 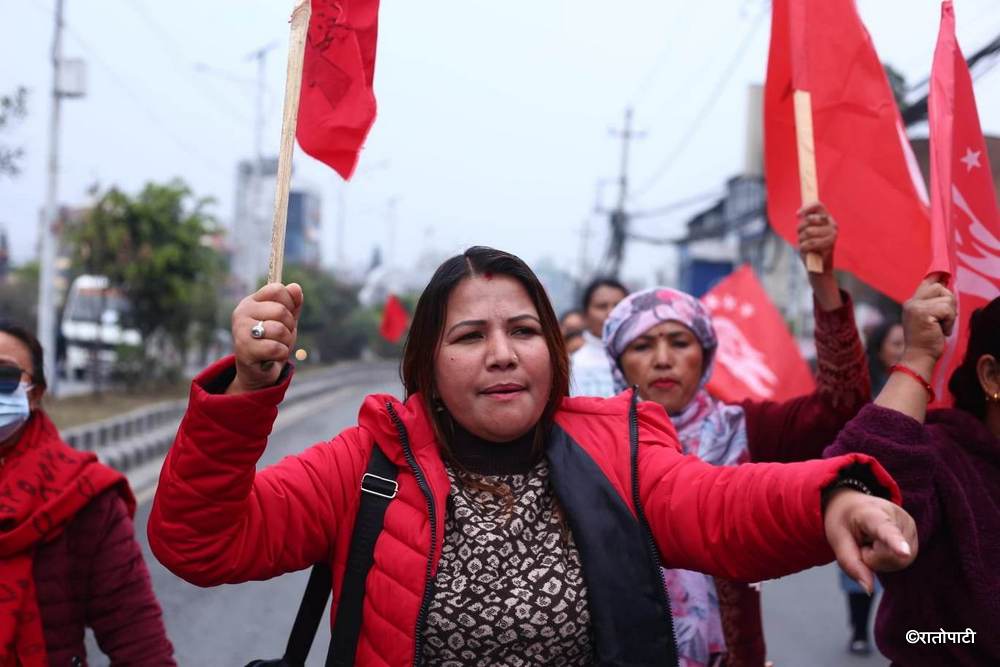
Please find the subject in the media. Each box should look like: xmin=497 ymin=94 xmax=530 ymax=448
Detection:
xmin=267 ymin=0 xmax=312 ymax=285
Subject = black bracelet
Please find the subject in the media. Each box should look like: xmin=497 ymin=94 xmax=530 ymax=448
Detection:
xmin=829 ymin=478 xmax=873 ymax=497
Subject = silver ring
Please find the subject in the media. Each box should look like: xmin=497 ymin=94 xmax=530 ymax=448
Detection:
xmin=250 ymin=321 xmax=266 ymax=339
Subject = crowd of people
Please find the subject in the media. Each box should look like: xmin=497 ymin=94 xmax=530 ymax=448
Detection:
xmin=1 ymin=203 xmax=997 ymax=667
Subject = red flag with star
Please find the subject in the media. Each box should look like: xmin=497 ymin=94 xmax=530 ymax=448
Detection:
xmin=765 ymin=0 xmax=932 ymax=302
xmin=702 ymin=265 xmax=815 ymax=403
xmin=379 ymin=293 xmax=409 ymax=343
xmin=297 ymin=0 xmax=380 ymax=180
xmin=926 ymin=1 xmax=1000 ymax=404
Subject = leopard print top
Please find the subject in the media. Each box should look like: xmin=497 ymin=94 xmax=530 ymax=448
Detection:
xmin=421 ymin=459 xmax=594 ymax=666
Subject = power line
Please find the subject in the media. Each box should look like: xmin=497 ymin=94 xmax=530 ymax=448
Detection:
xmin=124 ymin=0 xmax=254 ymax=126
xmin=27 ymin=0 xmax=228 ymax=171
xmin=629 ymin=7 xmax=768 ymax=202
xmin=627 ymin=2 xmax=700 ymax=108
xmin=631 ymin=188 xmax=723 ymax=219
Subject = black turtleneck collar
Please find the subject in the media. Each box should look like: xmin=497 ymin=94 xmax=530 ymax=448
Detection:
xmin=448 ymin=420 xmax=540 ymax=475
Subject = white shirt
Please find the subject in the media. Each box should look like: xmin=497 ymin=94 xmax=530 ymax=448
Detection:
xmin=569 ymin=331 xmax=617 ymax=397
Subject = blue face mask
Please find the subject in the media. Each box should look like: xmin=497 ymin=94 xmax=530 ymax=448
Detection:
xmin=0 ymin=383 xmax=32 ymax=443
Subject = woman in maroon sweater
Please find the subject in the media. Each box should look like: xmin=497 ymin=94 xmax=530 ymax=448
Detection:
xmin=826 ymin=283 xmax=999 ymax=666
xmin=0 ymin=322 xmax=174 ymax=666
xmin=603 ymin=203 xmax=870 ymax=667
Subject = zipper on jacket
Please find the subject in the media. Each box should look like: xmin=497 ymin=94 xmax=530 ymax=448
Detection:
xmin=629 ymin=388 xmax=680 ymax=667
xmin=385 ymin=401 xmax=437 ymax=667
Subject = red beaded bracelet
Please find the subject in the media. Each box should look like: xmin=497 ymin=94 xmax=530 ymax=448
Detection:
xmin=889 ymin=363 xmax=935 ymax=404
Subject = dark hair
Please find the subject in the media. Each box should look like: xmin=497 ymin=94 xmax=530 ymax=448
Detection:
xmin=948 ymin=296 xmax=1000 ymax=419
xmin=0 ymin=321 xmax=47 ymax=390
xmin=865 ymin=320 xmax=901 ymax=379
xmin=559 ymin=309 xmax=583 ymax=325
xmin=580 ymin=277 xmax=628 ymax=312
xmin=401 ymin=246 xmax=570 ymax=458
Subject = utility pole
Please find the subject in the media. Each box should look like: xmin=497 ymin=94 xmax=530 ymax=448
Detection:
xmin=385 ymin=196 xmax=400 ymax=267
xmin=38 ymin=0 xmax=66 ymax=394
xmin=600 ymin=108 xmax=644 ymax=277
xmin=247 ymin=42 xmax=279 ymax=163
xmin=244 ymin=42 xmax=279 ymax=290
xmin=336 ymin=186 xmax=347 ymax=266
xmin=577 ymin=216 xmax=593 ymax=282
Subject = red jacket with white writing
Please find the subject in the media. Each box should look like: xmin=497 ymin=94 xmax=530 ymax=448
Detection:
xmin=148 ymin=358 xmax=899 ymax=666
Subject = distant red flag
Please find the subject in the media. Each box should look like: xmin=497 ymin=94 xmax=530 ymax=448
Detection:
xmin=765 ymin=0 xmax=932 ymax=303
xmin=702 ymin=266 xmax=815 ymax=403
xmin=379 ymin=293 xmax=408 ymax=343
xmin=926 ymin=1 xmax=1000 ymax=405
xmin=297 ymin=0 xmax=380 ymax=180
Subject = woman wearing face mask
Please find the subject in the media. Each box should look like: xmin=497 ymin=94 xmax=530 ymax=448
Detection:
xmin=603 ymin=204 xmax=871 ymax=667
xmin=149 ymin=246 xmax=914 ymax=666
xmin=0 ymin=322 xmax=174 ymax=667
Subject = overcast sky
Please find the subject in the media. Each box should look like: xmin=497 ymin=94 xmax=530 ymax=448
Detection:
xmin=2 ymin=0 xmax=999 ymax=288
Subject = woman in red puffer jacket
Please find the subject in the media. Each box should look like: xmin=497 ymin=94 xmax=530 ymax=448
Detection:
xmin=150 ymin=246 xmax=919 ymax=666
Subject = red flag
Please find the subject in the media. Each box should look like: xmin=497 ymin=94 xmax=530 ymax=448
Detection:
xmin=765 ymin=0 xmax=932 ymax=303
xmin=297 ymin=0 xmax=380 ymax=180
xmin=702 ymin=266 xmax=816 ymax=403
xmin=379 ymin=293 xmax=409 ymax=343
xmin=926 ymin=1 xmax=1000 ymax=404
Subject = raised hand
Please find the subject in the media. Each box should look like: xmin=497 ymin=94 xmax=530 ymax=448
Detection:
xmin=797 ymin=201 xmax=843 ymax=310
xmin=229 ymin=282 xmax=304 ymax=393
xmin=824 ymin=488 xmax=918 ymax=594
xmin=900 ymin=277 xmax=958 ymax=373
xmin=796 ymin=201 xmax=838 ymax=273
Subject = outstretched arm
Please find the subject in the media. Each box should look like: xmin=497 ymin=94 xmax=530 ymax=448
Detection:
xmin=640 ymin=443 xmax=915 ymax=586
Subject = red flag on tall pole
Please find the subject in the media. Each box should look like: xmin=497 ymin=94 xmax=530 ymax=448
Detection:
xmin=765 ymin=0 xmax=932 ymax=303
xmin=379 ymin=293 xmax=409 ymax=343
xmin=702 ymin=266 xmax=815 ymax=403
xmin=926 ymin=1 xmax=1000 ymax=404
xmin=296 ymin=0 xmax=380 ymax=180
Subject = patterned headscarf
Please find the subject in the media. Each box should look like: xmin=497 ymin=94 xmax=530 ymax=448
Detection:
xmin=602 ymin=287 xmax=748 ymax=666
xmin=603 ymin=288 xmax=717 ymax=394
xmin=601 ymin=287 xmax=748 ymax=467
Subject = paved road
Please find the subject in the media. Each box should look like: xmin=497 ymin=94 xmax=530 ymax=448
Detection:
xmin=86 ymin=372 xmax=891 ymax=665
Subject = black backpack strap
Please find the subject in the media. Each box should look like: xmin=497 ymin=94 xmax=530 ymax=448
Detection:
xmin=277 ymin=443 xmax=398 ymax=667
xmin=327 ymin=443 xmax=398 ymax=666
xmin=281 ymin=563 xmax=334 ymax=665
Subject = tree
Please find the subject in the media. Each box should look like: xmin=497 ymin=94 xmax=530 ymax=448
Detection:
xmin=0 ymin=87 xmax=28 ymax=178
xmin=67 ymin=179 xmax=225 ymax=380
xmin=0 ymin=261 xmax=39 ymax=328
xmin=281 ymin=264 xmax=368 ymax=361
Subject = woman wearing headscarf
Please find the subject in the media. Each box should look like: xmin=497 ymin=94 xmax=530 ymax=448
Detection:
xmin=603 ymin=204 xmax=870 ymax=666
xmin=0 ymin=321 xmax=174 ymax=666
xmin=148 ymin=246 xmax=914 ymax=666
xmin=826 ymin=283 xmax=999 ymax=665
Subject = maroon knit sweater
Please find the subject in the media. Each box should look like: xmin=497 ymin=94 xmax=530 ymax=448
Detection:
xmin=716 ymin=293 xmax=871 ymax=667
xmin=825 ymin=404 xmax=1000 ymax=666
xmin=34 ymin=488 xmax=175 ymax=665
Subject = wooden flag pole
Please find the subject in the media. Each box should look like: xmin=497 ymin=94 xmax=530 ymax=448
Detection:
xmin=793 ymin=89 xmax=825 ymax=274
xmin=267 ymin=0 xmax=312 ymax=284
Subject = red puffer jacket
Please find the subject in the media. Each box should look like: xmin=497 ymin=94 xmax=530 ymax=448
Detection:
xmin=149 ymin=358 xmax=900 ymax=666
xmin=34 ymin=488 xmax=175 ymax=666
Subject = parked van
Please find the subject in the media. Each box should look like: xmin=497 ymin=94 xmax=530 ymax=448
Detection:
xmin=61 ymin=275 xmax=141 ymax=380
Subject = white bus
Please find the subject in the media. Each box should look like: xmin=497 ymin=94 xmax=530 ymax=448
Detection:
xmin=61 ymin=275 xmax=141 ymax=380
